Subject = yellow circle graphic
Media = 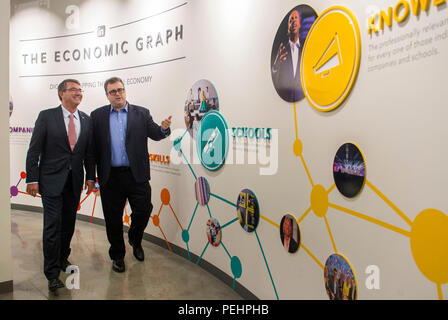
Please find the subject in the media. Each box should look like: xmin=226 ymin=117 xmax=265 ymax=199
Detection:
xmin=301 ymin=6 xmax=361 ymax=112
xmin=410 ymin=209 xmax=448 ymax=285
xmin=311 ymin=184 xmax=328 ymax=218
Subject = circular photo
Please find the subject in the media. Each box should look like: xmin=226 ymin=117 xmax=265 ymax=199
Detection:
xmin=324 ymin=253 xmax=357 ymax=300
xmin=9 ymin=95 xmax=13 ymax=117
xmin=206 ymin=217 xmax=222 ymax=247
xmin=333 ymin=143 xmax=366 ymax=198
xmin=195 ymin=176 xmax=211 ymax=206
xmin=280 ymin=214 xmax=301 ymax=253
xmin=236 ymin=189 xmax=260 ymax=233
xmin=270 ymin=5 xmax=318 ymax=103
xmin=184 ymin=79 xmax=219 ymax=139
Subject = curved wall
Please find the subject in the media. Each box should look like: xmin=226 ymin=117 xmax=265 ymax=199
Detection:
xmin=9 ymin=0 xmax=448 ymax=299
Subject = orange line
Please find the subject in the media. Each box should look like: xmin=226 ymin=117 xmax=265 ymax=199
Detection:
xmin=79 ymin=191 xmax=93 ymax=205
xmin=300 ymin=155 xmax=314 ymax=187
xmin=169 ymin=203 xmax=184 ymax=230
xmin=90 ymin=194 xmax=97 ymax=223
xmin=365 ymin=180 xmax=412 ymax=226
xmin=300 ymin=242 xmax=325 ymax=270
xmin=157 ymin=203 xmax=163 ymax=217
xmin=328 ymin=203 xmax=411 ymax=237
xmin=158 ymin=226 xmax=172 ymax=252
xmin=324 ymin=215 xmax=337 ymax=253
xmin=298 ymin=206 xmax=312 ymax=223
xmin=18 ymin=191 xmax=41 ymax=198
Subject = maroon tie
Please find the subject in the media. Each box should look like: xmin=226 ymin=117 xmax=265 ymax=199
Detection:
xmin=68 ymin=113 xmax=77 ymax=151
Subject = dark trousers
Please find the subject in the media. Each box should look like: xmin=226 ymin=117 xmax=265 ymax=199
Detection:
xmin=100 ymin=167 xmax=153 ymax=260
xmin=41 ymin=172 xmax=80 ymax=280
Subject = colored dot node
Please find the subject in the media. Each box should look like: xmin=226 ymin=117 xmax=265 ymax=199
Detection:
xmin=293 ymin=139 xmax=303 ymax=157
xmin=10 ymin=186 xmax=18 ymax=197
xmin=310 ymin=184 xmax=328 ymax=218
xmin=410 ymin=209 xmax=448 ymax=285
xmin=182 ymin=229 xmax=190 ymax=243
xmin=20 ymin=171 xmax=27 ymax=179
xmin=152 ymin=214 xmax=160 ymax=227
xmin=161 ymin=188 xmax=170 ymax=205
xmin=231 ymin=256 xmax=242 ymax=279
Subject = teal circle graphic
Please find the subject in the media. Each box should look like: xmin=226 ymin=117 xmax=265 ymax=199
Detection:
xmin=196 ymin=111 xmax=229 ymax=171
xmin=231 ymin=256 xmax=242 ymax=279
xmin=182 ymin=229 xmax=190 ymax=243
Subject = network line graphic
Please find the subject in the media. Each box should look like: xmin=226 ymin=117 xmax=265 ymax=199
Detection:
xmin=291 ymin=102 xmax=448 ymax=300
xmin=172 ymin=132 xmax=279 ymax=298
xmin=10 ymin=172 xmax=133 ymax=225
xmin=11 ymin=105 xmax=448 ymax=299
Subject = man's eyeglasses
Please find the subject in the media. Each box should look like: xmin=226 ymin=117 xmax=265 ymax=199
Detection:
xmin=108 ymin=88 xmax=125 ymax=95
xmin=65 ymin=88 xmax=83 ymax=93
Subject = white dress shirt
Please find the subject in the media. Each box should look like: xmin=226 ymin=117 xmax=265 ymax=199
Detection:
xmin=289 ymin=39 xmax=301 ymax=77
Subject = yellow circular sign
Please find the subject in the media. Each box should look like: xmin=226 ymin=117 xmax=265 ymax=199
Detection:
xmin=301 ymin=6 xmax=361 ymax=112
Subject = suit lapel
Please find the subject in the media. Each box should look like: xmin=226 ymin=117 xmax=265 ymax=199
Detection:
xmin=125 ymin=104 xmax=133 ymax=144
xmin=101 ymin=105 xmax=111 ymax=149
xmin=74 ymin=111 xmax=87 ymax=153
xmin=55 ymin=106 xmax=71 ymax=151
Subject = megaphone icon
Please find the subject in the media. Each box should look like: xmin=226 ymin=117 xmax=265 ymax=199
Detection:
xmin=313 ymin=33 xmax=343 ymax=78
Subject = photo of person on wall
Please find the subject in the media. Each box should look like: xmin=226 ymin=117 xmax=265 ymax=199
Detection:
xmin=271 ymin=5 xmax=317 ymax=103
xmin=184 ymin=79 xmax=220 ymax=138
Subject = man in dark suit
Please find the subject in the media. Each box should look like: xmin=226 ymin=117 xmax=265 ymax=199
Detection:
xmin=26 ymin=79 xmax=95 ymax=291
xmin=91 ymin=77 xmax=171 ymax=273
xmin=271 ymin=9 xmax=304 ymax=102
xmin=281 ymin=215 xmax=299 ymax=253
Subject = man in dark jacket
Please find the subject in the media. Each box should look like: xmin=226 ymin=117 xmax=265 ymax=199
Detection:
xmin=26 ymin=79 xmax=95 ymax=291
xmin=90 ymin=76 xmax=171 ymax=273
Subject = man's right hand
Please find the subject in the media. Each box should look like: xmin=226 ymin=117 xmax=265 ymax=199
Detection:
xmin=26 ymin=183 xmax=39 ymax=197
xmin=273 ymin=42 xmax=288 ymax=72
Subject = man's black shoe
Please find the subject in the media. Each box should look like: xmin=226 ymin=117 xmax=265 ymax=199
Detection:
xmin=48 ymin=278 xmax=64 ymax=292
xmin=60 ymin=259 xmax=72 ymax=272
xmin=112 ymin=259 xmax=125 ymax=273
xmin=129 ymin=240 xmax=145 ymax=261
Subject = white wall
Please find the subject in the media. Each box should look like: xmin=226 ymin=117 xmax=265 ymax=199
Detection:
xmin=9 ymin=0 xmax=448 ymax=299
xmin=1 ymin=0 xmax=12 ymax=288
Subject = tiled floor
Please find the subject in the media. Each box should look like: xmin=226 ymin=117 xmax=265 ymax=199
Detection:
xmin=0 ymin=210 xmax=242 ymax=300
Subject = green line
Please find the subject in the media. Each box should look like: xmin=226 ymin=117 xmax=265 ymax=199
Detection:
xmin=255 ymin=230 xmax=279 ymax=300
xmin=221 ymin=241 xmax=232 ymax=260
xmin=196 ymin=242 xmax=209 ymax=265
xmin=232 ymin=278 xmax=236 ymax=291
xmin=180 ymin=149 xmax=197 ymax=180
xmin=206 ymin=203 xmax=212 ymax=218
xmin=186 ymin=242 xmax=191 ymax=262
xmin=221 ymin=218 xmax=239 ymax=229
xmin=187 ymin=202 xmax=199 ymax=232
xmin=181 ymin=129 xmax=188 ymax=140
xmin=210 ymin=193 xmax=237 ymax=208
